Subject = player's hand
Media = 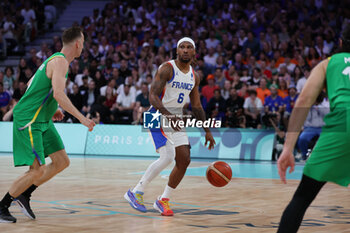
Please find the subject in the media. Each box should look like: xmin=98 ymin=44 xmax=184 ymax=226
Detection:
xmin=52 ymin=109 xmax=64 ymax=121
xmin=166 ymin=115 xmax=182 ymax=131
xmin=81 ymin=117 xmax=96 ymax=131
xmin=277 ymin=149 xmax=295 ymax=184
xmin=205 ymin=132 xmax=216 ymax=150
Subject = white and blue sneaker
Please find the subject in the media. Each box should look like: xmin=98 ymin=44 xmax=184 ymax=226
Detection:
xmin=124 ymin=189 xmax=147 ymax=213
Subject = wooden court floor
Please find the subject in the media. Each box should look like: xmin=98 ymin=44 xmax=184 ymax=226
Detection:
xmin=0 ymin=155 xmax=349 ymax=233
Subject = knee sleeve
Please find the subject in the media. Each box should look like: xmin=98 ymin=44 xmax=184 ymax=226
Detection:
xmin=139 ymin=141 xmax=175 ymax=184
xmin=294 ymin=175 xmax=325 ymax=203
xmin=158 ymin=141 xmax=176 ymax=165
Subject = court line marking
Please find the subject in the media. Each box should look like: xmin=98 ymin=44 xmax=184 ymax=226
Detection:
xmin=170 ymin=202 xmax=242 ymax=208
xmin=129 ymin=163 xmax=304 ymax=180
xmin=30 ymin=199 xmax=261 ymax=212
xmin=31 ymin=200 xmax=163 ymax=219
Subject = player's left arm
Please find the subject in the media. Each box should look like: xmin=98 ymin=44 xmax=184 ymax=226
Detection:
xmin=278 ymin=59 xmax=328 ymax=184
xmin=283 ymin=59 xmax=328 ymax=152
xmin=189 ymin=71 xmax=216 ymax=150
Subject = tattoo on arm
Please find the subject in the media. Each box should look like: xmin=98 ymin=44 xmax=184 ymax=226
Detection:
xmin=149 ymin=63 xmax=172 ymax=115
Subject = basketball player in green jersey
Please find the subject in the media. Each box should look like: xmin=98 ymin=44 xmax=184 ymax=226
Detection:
xmin=277 ymin=24 xmax=350 ymax=232
xmin=0 ymin=26 xmax=95 ymax=223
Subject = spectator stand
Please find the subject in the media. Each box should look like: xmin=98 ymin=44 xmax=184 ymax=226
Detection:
xmin=0 ymin=0 xmax=348 ymax=131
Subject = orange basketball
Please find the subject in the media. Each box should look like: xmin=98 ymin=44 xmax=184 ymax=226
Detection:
xmin=206 ymin=161 xmax=232 ymax=187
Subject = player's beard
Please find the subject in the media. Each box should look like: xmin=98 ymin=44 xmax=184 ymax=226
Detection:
xmin=179 ymin=54 xmax=192 ymax=64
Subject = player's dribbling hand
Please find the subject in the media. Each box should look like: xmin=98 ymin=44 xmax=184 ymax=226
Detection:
xmin=205 ymin=132 xmax=216 ymax=150
xmin=81 ymin=118 xmax=96 ymax=131
xmin=166 ymin=115 xmax=182 ymax=131
xmin=52 ymin=109 xmax=64 ymax=121
xmin=277 ymin=149 xmax=295 ymax=184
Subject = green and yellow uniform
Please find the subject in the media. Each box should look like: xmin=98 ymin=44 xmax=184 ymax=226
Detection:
xmin=304 ymin=52 xmax=350 ymax=187
xmin=13 ymin=52 xmax=67 ymax=167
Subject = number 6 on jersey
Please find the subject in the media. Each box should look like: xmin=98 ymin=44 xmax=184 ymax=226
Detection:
xmin=177 ymin=93 xmax=184 ymax=103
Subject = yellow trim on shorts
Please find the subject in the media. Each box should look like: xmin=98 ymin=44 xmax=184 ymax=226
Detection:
xmin=28 ymin=125 xmax=43 ymax=165
xmin=28 ymin=125 xmax=34 ymax=148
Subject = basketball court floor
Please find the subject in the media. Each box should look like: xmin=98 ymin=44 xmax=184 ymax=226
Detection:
xmin=0 ymin=154 xmax=349 ymax=233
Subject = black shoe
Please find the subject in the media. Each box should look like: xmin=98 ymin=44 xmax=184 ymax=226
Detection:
xmin=0 ymin=205 xmax=16 ymax=223
xmin=15 ymin=195 xmax=36 ymax=219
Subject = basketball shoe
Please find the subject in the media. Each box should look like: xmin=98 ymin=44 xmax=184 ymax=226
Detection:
xmin=0 ymin=205 xmax=16 ymax=223
xmin=124 ymin=189 xmax=147 ymax=212
xmin=153 ymin=196 xmax=173 ymax=216
xmin=15 ymin=194 xmax=36 ymax=219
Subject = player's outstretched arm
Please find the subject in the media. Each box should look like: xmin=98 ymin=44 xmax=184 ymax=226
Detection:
xmin=278 ymin=59 xmax=328 ymax=183
xmin=189 ymin=71 xmax=215 ymax=150
xmin=50 ymin=58 xmax=95 ymax=131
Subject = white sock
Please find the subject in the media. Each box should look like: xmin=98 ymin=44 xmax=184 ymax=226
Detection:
xmin=133 ymin=180 xmax=149 ymax=193
xmin=161 ymin=185 xmax=175 ymax=199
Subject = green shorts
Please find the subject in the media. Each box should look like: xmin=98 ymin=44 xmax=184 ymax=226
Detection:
xmin=303 ymin=109 xmax=350 ymax=187
xmin=13 ymin=120 xmax=64 ymax=167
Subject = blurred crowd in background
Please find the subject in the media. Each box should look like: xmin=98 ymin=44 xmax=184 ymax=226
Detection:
xmin=0 ymin=0 xmax=349 ymax=158
xmin=0 ymin=0 xmax=57 ymax=57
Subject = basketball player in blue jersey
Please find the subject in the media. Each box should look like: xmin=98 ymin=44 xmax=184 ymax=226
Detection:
xmin=125 ymin=37 xmax=216 ymax=216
